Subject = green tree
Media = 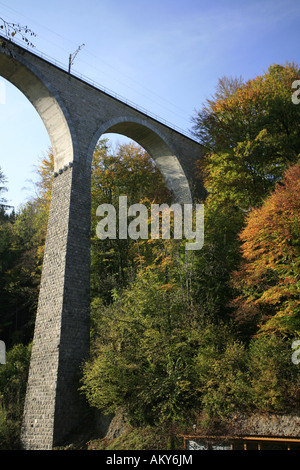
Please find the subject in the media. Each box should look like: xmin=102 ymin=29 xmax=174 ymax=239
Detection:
xmin=192 ymin=63 xmax=300 ymax=211
xmin=0 ymin=200 xmax=46 ymax=346
xmin=193 ymin=322 xmax=248 ymax=420
xmin=81 ymin=265 xmax=201 ymax=426
xmin=0 ymin=343 xmax=31 ymax=449
xmin=246 ymin=335 xmax=300 ymax=411
xmin=190 ymin=63 xmax=300 ymax=324
xmin=0 ymin=166 xmax=9 ymax=220
xmin=90 ymin=140 xmax=172 ymax=303
xmin=0 ymin=156 xmax=51 ymax=347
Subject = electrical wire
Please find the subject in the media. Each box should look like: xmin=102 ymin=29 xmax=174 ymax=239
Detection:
xmin=0 ymin=1 xmax=194 ymax=131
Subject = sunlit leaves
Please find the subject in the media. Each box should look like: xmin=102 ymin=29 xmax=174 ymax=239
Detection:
xmin=193 ymin=63 xmax=300 ymax=212
xmin=231 ymin=161 xmax=300 ymax=336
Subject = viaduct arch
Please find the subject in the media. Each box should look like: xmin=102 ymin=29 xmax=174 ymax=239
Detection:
xmin=0 ymin=35 xmax=205 ymax=449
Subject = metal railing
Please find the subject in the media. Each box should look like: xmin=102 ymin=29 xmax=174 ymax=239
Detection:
xmin=0 ymin=33 xmax=198 ymax=142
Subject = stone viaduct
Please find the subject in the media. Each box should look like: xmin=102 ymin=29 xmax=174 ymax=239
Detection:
xmin=0 ymin=35 xmax=205 ymax=449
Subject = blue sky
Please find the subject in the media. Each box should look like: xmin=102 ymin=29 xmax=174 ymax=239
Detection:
xmin=0 ymin=0 xmax=299 ymax=210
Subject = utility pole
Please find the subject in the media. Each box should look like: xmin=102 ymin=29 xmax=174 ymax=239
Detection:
xmin=68 ymin=43 xmax=85 ymax=74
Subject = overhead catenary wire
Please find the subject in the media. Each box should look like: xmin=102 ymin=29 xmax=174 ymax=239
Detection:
xmin=0 ymin=1 xmax=195 ymax=135
xmin=0 ymin=31 xmax=198 ymax=141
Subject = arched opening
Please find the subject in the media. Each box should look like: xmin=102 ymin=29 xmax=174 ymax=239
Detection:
xmin=89 ymin=131 xmax=178 ymax=305
xmin=0 ymin=77 xmax=50 ymax=210
xmin=0 ymin=77 xmax=53 ymax=348
xmin=88 ymin=117 xmax=193 ymax=204
xmin=0 ymin=48 xmax=75 ymax=173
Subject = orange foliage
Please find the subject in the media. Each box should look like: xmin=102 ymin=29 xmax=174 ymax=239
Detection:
xmin=231 ymin=161 xmax=300 ymax=335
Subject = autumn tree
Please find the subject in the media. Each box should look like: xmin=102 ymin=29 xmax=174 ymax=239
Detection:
xmin=231 ymin=161 xmax=300 ymax=337
xmin=0 ymin=151 xmax=54 ymax=347
xmin=192 ymin=63 xmax=300 ymax=211
xmin=190 ymin=63 xmax=300 ymax=322
xmin=90 ymin=139 xmax=173 ymax=302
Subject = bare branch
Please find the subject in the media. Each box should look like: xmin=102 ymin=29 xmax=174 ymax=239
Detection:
xmin=0 ymin=17 xmax=36 ymax=48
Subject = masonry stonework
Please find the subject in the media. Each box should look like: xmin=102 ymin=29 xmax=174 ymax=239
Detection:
xmin=20 ymin=161 xmax=91 ymax=449
xmin=0 ymin=35 xmax=205 ymax=449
